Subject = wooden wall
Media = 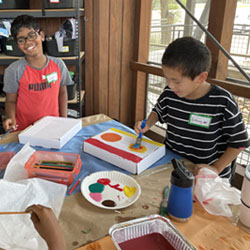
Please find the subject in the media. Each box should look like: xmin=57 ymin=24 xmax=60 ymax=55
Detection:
xmin=85 ymin=0 xmax=150 ymax=126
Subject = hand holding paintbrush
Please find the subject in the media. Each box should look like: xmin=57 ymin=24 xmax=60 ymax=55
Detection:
xmin=133 ymin=119 xmax=146 ymax=148
xmin=0 ymin=205 xmax=66 ymax=250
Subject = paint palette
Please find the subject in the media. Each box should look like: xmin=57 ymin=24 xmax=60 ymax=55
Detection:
xmin=81 ymin=171 xmax=141 ymax=209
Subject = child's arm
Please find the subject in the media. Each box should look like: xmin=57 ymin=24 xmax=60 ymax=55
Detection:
xmin=26 ymin=204 xmax=66 ymax=250
xmin=194 ymin=147 xmax=242 ymax=175
xmin=58 ymin=85 xmax=68 ymax=117
xmin=3 ymin=93 xmax=17 ymax=131
xmin=134 ymin=111 xmax=159 ymax=134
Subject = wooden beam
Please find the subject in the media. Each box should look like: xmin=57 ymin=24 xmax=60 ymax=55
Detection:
xmin=93 ymin=0 xmax=109 ymax=114
xmin=130 ymin=61 xmax=164 ymax=77
xmin=130 ymin=62 xmax=250 ymax=99
xmin=132 ymin=0 xmax=152 ymax=124
xmin=108 ymin=0 xmax=122 ymax=120
xmin=119 ymin=0 xmax=136 ymax=126
xmin=206 ymin=0 xmax=237 ymax=80
xmin=85 ymin=0 xmax=94 ymax=115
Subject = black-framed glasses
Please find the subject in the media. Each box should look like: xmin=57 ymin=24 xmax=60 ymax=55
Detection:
xmin=16 ymin=31 xmax=40 ymax=45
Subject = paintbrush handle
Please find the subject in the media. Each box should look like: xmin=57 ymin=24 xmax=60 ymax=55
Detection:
xmin=138 ymin=119 xmax=146 ymax=138
xmin=0 ymin=211 xmax=30 ymax=215
xmin=141 ymin=119 xmax=146 ymax=130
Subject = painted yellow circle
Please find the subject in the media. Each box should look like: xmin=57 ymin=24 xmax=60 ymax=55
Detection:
xmin=128 ymin=143 xmax=147 ymax=153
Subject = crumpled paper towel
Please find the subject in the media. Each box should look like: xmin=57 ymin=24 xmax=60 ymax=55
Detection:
xmin=0 ymin=144 xmax=67 ymax=250
xmin=194 ymin=167 xmax=241 ymax=217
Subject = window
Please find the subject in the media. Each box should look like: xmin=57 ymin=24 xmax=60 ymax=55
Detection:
xmin=146 ymin=0 xmax=250 ymax=166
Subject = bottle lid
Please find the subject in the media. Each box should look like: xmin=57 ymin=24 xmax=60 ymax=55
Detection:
xmin=171 ymin=159 xmax=194 ymax=188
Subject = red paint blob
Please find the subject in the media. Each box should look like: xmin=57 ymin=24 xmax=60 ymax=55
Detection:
xmin=97 ymin=178 xmax=111 ymax=185
xmin=97 ymin=178 xmax=123 ymax=191
xmin=101 ymin=133 xmax=122 ymax=142
xmin=128 ymin=144 xmax=147 ymax=153
xmin=119 ymin=233 xmax=175 ymax=250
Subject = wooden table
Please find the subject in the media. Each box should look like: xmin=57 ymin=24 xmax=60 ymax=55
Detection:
xmin=1 ymin=114 xmax=250 ymax=250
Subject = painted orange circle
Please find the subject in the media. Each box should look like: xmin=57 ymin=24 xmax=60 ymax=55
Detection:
xmin=128 ymin=144 xmax=147 ymax=153
xmin=101 ymin=133 xmax=122 ymax=142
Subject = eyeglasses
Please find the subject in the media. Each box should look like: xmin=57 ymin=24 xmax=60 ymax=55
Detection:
xmin=16 ymin=31 xmax=40 ymax=45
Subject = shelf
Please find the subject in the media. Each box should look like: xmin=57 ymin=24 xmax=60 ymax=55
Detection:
xmin=0 ymin=51 xmax=85 ymax=65
xmin=0 ymin=8 xmax=85 ymax=18
xmin=0 ymin=2 xmax=85 ymax=118
xmin=68 ymin=90 xmax=85 ymax=104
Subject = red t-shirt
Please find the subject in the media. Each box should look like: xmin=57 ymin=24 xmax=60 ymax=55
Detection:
xmin=3 ymin=57 xmax=72 ymax=131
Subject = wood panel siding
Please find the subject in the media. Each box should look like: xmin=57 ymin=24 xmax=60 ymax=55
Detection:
xmin=85 ymin=0 xmax=137 ymax=126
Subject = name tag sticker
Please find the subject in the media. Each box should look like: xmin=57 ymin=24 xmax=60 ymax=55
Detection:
xmin=188 ymin=113 xmax=212 ymax=128
xmin=46 ymin=72 xmax=58 ymax=83
xmin=50 ymin=0 xmax=60 ymax=3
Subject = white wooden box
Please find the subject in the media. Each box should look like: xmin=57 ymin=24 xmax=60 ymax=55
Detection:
xmin=83 ymin=128 xmax=166 ymax=174
xmin=18 ymin=116 xmax=81 ymax=149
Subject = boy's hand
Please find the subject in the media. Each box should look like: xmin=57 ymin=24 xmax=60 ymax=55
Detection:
xmin=134 ymin=120 xmax=149 ymax=135
xmin=26 ymin=204 xmax=66 ymax=250
xmin=194 ymin=164 xmax=219 ymax=175
xmin=3 ymin=118 xmax=16 ymax=131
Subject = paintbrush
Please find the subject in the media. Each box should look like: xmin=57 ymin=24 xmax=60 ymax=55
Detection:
xmin=160 ymin=185 xmax=170 ymax=216
xmin=132 ymin=119 xmax=146 ymax=149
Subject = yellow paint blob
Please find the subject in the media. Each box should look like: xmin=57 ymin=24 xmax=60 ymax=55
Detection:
xmin=124 ymin=186 xmax=137 ymax=198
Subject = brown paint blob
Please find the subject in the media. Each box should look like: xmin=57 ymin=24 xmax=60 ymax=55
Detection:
xmin=72 ymin=241 xmax=79 ymax=246
xmin=101 ymin=132 xmax=122 ymax=142
xmin=102 ymin=199 xmax=116 ymax=207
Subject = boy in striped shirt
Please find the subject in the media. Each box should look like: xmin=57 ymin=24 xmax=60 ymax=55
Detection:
xmin=135 ymin=37 xmax=250 ymax=180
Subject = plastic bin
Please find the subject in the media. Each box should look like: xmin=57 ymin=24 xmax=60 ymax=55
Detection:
xmin=43 ymin=0 xmax=84 ymax=9
xmin=109 ymin=215 xmax=196 ymax=250
xmin=1 ymin=37 xmax=24 ymax=57
xmin=0 ymin=0 xmax=29 ymax=9
xmin=46 ymin=38 xmax=77 ymax=57
xmin=24 ymin=151 xmax=82 ymax=185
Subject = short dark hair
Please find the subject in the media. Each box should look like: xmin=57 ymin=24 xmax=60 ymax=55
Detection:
xmin=11 ymin=15 xmax=41 ymax=40
xmin=162 ymin=37 xmax=211 ymax=80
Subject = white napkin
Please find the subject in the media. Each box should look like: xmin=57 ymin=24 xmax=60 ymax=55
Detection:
xmin=0 ymin=144 xmax=67 ymax=250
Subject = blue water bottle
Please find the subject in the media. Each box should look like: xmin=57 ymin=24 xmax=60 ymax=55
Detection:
xmin=167 ymin=159 xmax=194 ymax=222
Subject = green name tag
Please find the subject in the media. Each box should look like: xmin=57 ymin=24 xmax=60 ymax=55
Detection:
xmin=46 ymin=72 xmax=58 ymax=83
xmin=188 ymin=113 xmax=212 ymax=128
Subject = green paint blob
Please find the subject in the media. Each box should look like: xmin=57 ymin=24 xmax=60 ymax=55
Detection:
xmin=88 ymin=183 xmax=105 ymax=193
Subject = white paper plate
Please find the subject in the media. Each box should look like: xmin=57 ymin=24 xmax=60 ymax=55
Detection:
xmin=81 ymin=171 xmax=141 ymax=209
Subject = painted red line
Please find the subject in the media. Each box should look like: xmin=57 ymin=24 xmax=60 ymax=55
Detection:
xmin=85 ymin=138 xmax=143 ymax=163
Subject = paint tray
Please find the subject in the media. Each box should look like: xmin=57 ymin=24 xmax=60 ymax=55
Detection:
xmin=24 ymin=151 xmax=82 ymax=185
xmin=109 ymin=214 xmax=196 ymax=250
